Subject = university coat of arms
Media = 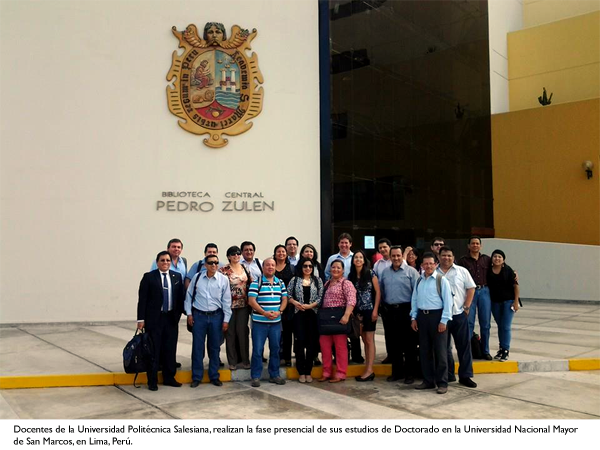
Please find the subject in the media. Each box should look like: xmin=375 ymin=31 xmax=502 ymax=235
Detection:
xmin=166 ymin=22 xmax=264 ymax=148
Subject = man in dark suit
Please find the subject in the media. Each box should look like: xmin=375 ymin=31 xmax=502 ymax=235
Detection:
xmin=137 ymin=251 xmax=185 ymax=391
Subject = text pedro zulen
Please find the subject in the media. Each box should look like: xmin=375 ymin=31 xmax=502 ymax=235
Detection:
xmin=156 ymin=192 xmax=274 ymax=212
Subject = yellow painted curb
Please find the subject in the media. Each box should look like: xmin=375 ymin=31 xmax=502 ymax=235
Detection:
xmin=569 ymin=358 xmax=600 ymax=371
xmin=0 ymin=373 xmax=114 ymax=390
xmin=2 ymin=359 xmax=597 ymax=389
xmin=0 ymin=369 xmax=231 ymax=390
xmin=473 ymin=361 xmax=518 ymax=373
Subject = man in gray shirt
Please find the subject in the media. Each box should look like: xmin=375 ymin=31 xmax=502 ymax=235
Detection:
xmin=379 ymin=245 xmax=420 ymax=384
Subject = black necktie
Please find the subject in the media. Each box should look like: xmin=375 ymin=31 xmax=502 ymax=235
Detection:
xmin=162 ymin=273 xmax=169 ymax=311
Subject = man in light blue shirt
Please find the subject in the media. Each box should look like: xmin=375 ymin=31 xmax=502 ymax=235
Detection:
xmin=410 ymin=252 xmax=453 ymax=394
xmin=150 ymin=238 xmax=187 ymax=280
xmin=185 ymin=243 xmax=222 ymax=289
xmin=185 ymin=254 xmax=232 ymax=388
xmin=285 ymin=236 xmax=300 ymax=270
xmin=324 ymin=232 xmax=354 ymax=280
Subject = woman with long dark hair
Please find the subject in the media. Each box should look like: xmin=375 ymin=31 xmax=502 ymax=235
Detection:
xmin=487 ymin=249 xmax=520 ymax=362
xmin=348 ymin=250 xmax=380 ymax=381
xmin=404 ymin=246 xmax=421 ymax=271
xmin=295 ymin=243 xmax=325 ymax=281
xmin=274 ymin=244 xmax=295 ymax=367
xmin=287 ymin=257 xmax=323 ymax=382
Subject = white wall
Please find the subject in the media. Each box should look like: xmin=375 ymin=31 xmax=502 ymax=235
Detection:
xmin=483 ymin=239 xmax=600 ymax=302
xmin=0 ymin=0 xmax=321 ymax=323
xmin=488 ymin=0 xmax=523 ymax=114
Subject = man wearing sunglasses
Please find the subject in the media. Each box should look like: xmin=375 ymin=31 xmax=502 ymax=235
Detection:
xmin=185 ymin=243 xmax=222 ymax=290
xmin=185 ymin=254 xmax=232 ymax=388
xmin=430 ymin=237 xmax=445 ymax=263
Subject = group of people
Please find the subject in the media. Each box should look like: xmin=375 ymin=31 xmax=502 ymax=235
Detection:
xmin=136 ymin=234 xmax=519 ymax=394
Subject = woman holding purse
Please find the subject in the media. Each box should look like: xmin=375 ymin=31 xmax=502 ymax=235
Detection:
xmin=318 ymin=260 xmax=356 ymax=383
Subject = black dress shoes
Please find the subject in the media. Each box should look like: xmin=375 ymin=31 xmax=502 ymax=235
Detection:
xmin=415 ymin=382 xmax=435 ymax=390
xmin=163 ymin=379 xmax=182 ymax=387
xmin=403 ymin=377 xmax=414 ymax=385
xmin=459 ymin=378 xmax=477 ymax=388
xmin=211 ymin=379 xmax=223 ymax=387
xmin=190 ymin=380 xmax=201 ymax=388
xmin=355 ymin=373 xmax=375 ymax=382
xmin=175 ymin=362 xmax=182 ymax=368
xmin=148 ymin=385 xmax=158 ymax=391
xmin=482 ymin=353 xmax=493 ymax=361
xmin=448 ymin=375 xmax=457 ymax=382
xmin=386 ymin=375 xmax=403 ymax=382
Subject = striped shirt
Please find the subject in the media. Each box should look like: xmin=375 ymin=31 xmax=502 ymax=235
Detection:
xmin=248 ymin=275 xmax=288 ymax=323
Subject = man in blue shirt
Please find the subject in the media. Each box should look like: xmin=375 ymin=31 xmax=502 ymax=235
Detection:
xmin=247 ymin=258 xmax=288 ymax=387
xmin=185 ymin=254 xmax=232 ymax=388
xmin=410 ymin=253 xmax=453 ymax=394
xmin=185 ymin=243 xmax=220 ymax=290
xmin=324 ymin=233 xmax=354 ymax=280
xmin=379 ymin=245 xmax=420 ymax=383
xmin=285 ymin=236 xmax=300 ymax=270
xmin=150 ymin=238 xmax=187 ymax=280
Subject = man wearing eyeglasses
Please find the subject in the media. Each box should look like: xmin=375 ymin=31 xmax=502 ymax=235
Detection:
xmin=240 ymin=241 xmax=263 ymax=282
xmin=185 ymin=254 xmax=232 ymax=388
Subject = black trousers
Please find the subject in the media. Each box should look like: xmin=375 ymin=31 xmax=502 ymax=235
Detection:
xmin=447 ymin=311 xmax=473 ymax=379
xmin=417 ymin=308 xmax=448 ymax=387
xmin=147 ymin=311 xmax=178 ymax=387
xmin=293 ymin=310 xmax=319 ymax=375
xmin=280 ymin=314 xmax=294 ymax=361
xmin=382 ymin=302 xmax=419 ymax=378
xmin=226 ymin=307 xmax=250 ymax=366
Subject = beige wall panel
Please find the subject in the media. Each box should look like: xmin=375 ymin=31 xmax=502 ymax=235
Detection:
xmin=488 ymin=0 xmax=523 ymax=114
xmin=491 ymin=99 xmax=600 ymax=245
xmin=484 ymin=238 xmax=600 ymax=301
xmin=509 ymin=62 xmax=600 ymax=110
xmin=523 ymin=0 xmax=600 ymax=28
xmin=508 ymin=11 xmax=599 ymax=79
xmin=0 ymin=0 xmax=321 ymax=323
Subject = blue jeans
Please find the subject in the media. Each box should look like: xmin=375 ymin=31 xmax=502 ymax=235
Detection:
xmin=191 ymin=309 xmax=223 ymax=382
xmin=467 ymin=286 xmax=491 ymax=354
xmin=251 ymin=321 xmax=281 ymax=380
xmin=491 ymin=300 xmax=515 ymax=351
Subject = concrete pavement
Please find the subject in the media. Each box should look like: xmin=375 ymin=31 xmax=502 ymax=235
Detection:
xmin=1 ymin=301 xmax=599 ymax=419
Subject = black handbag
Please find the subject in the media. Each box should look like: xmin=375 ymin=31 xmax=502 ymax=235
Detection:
xmin=317 ymin=307 xmax=351 ymax=335
xmin=348 ymin=311 xmax=361 ymax=339
xmin=123 ymin=329 xmax=154 ymax=387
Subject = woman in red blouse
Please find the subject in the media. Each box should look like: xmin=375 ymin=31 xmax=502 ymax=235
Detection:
xmin=318 ymin=260 xmax=356 ymax=383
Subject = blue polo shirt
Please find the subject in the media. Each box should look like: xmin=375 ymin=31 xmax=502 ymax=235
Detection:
xmin=248 ymin=275 xmax=288 ymax=324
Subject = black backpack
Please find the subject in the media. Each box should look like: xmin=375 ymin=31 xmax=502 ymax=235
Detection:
xmin=123 ymin=330 xmax=154 ymax=387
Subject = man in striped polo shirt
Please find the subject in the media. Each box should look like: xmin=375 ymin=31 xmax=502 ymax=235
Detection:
xmin=248 ymin=257 xmax=288 ymax=387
